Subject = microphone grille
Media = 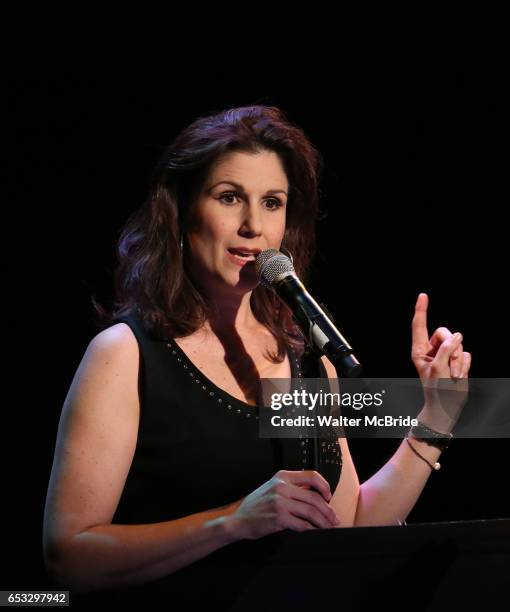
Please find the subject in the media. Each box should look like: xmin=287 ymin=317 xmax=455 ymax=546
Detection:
xmin=256 ymin=249 xmax=295 ymax=288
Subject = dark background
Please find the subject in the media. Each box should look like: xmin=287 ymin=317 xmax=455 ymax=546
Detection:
xmin=6 ymin=53 xmax=509 ymax=591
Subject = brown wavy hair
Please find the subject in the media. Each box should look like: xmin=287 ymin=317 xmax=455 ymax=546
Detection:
xmin=93 ymin=105 xmax=323 ymax=363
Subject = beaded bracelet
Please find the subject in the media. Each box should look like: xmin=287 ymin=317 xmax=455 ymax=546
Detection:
xmin=405 ymin=437 xmax=441 ymax=471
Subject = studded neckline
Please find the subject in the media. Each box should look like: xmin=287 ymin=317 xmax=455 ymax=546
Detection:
xmin=164 ymin=335 xmax=341 ymax=470
xmin=165 ymin=336 xmax=302 ymax=415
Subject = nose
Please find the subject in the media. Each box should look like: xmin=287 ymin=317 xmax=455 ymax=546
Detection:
xmin=239 ymin=201 xmax=263 ymax=237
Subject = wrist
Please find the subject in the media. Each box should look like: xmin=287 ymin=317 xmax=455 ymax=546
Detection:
xmin=417 ymin=407 xmax=455 ymax=435
xmin=412 ymin=413 xmax=454 ymax=451
xmin=220 ymin=502 xmax=246 ymax=544
xmin=405 ymin=437 xmax=443 ymax=471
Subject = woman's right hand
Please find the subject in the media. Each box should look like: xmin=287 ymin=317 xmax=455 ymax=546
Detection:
xmin=225 ymin=470 xmax=341 ymax=540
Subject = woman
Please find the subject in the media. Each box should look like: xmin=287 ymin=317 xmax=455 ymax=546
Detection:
xmin=43 ymin=105 xmax=471 ymax=607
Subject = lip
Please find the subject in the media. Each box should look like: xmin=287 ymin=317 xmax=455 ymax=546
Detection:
xmin=228 ymin=246 xmax=262 ymax=255
xmin=226 ymin=249 xmax=257 ymax=267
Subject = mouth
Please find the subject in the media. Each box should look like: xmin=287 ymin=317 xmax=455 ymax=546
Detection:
xmin=227 ymin=248 xmax=260 ymax=261
xmin=226 ymin=248 xmax=259 ymax=266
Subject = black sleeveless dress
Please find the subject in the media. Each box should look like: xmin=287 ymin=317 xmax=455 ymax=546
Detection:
xmin=72 ymin=315 xmax=342 ymax=609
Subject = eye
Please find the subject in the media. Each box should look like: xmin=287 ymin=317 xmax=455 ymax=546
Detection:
xmin=218 ymin=192 xmax=284 ymax=210
xmin=218 ymin=191 xmax=241 ymax=205
xmin=265 ymin=198 xmax=284 ymax=211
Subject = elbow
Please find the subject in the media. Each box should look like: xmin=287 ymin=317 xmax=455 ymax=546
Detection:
xmin=43 ymin=540 xmax=100 ymax=594
xmin=43 ymin=536 xmax=66 ymax=585
xmin=44 ymin=559 xmax=80 ymax=594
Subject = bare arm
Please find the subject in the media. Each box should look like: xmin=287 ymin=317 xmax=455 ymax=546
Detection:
xmin=43 ymin=324 xmax=243 ymax=592
xmin=46 ymin=503 xmax=243 ymax=592
xmin=319 ymin=356 xmax=439 ymax=528
xmin=353 ymin=293 xmax=472 ymax=527
xmin=352 ymin=431 xmax=442 ymax=527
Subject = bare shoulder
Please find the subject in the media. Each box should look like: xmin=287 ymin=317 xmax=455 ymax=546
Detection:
xmin=73 ymin=322 xmax=141 ymax=406
xmin=70 ymin=321 xmax=140 ymax=415
xmin=79 ymin=322 xmax=141 ymax=388
xmin=88 ymin=322 xmax=139 ymax=354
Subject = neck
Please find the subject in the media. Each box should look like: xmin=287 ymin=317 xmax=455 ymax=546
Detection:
xmin=202 ymin=290 xmax=263 ymax=338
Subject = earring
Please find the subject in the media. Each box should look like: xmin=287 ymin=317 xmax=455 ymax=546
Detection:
xmin=180 ymin=233 xmax=184 ymax=253
xmin=280 ymin=246 xmax=294 ymax=265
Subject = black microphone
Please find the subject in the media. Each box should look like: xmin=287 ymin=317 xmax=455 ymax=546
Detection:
xmin=256 ymin=249 xmax=362 ymax=378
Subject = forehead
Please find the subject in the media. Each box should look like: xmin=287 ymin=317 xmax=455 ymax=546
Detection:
xmin=207 ymin=150 xmax=288 ymax=187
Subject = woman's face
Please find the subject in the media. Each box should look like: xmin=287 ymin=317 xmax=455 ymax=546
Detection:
xmin=186 ymin=150 xmax=288 ymax=294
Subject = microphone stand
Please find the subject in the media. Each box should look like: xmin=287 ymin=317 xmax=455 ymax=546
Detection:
xmin=299 ymin=303 xmax=362 ymax=473
xmin=300 ymin=344 xmax=323 ymax=473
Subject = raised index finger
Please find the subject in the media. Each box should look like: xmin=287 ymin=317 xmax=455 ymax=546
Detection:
xmin=412 ymin=293 xmax=430 ymax=349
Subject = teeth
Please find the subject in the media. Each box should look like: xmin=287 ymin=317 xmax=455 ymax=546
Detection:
xmin=231 ymin=250 xmax=256 ymax=260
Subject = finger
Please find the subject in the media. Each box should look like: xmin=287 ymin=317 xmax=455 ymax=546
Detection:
xmin=286 ymin=470 xmax=332 ymax=501
xmin=449 ymin=343 xmax=464 ymax=379
xmin=429 ymin=326 xmax=452 ymax=351
xmin=460 ymin=352 xmax=471 ymax=378
xmin=287 ymin=485 xmax=339 ymax=526
xmin=411 ymin=293 xmax=430 ymax=354
xmin=435 ymin=332 xmax=463 ymax=370
xmin=286 ymin=498 xmax=337 ymax=529
xmin=285 ymin=514 xmax=317 ymax=532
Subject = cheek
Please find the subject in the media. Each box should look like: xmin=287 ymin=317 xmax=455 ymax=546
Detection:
xmin=202 ymin=212 xmax=230 ymax=238
xmin=266 ymin=217 xmax=286 ymax=245
xmin=195 ymin=220 xmax=232 ymax=261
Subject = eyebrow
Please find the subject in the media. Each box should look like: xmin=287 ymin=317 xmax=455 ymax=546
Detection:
xmin=208 ymin=180 xmax=288 ymax=196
